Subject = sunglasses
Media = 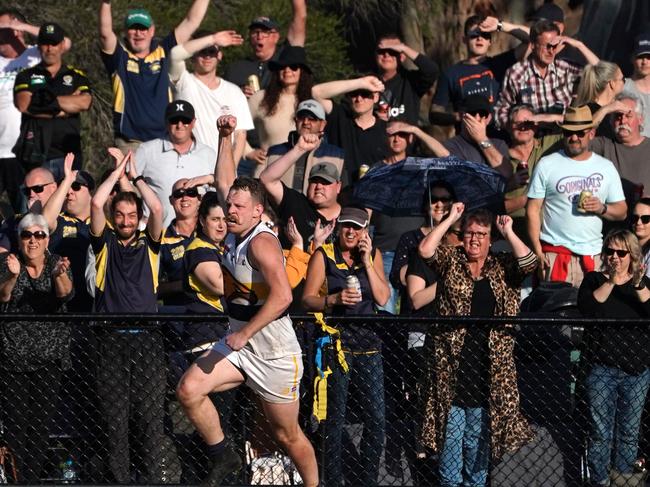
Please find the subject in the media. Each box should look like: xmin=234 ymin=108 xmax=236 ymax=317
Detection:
xmin=631 ymin=214 xmax=650 ymax=225
xmin=168 ymin=117 xmax=192 ymax=126
xmin=196 ymin=46 xmax=219 ymax=58
xmin=348 ymin=90 xmax=374 ymax=99
xmin=172 ymin=187 xmax=199 ymax=199
xmin=540 ymin=42 xmax=561 ymax=51
xmin=637 ymin=54 xmax=650 ymax=60
xmin=430 ymin=196 xmax=452 ymax=204
xmin=468 ymin=30 xmax=492 ymax=41
xmin=376 ymin=48 xmax=399 ymax=56
xmin=70 ymin=181 xmax=88 ymax=191
xmin=563 ymin=129 xmax=589 ymax=138
xmin=20 ymin=230 xmax=48 ymax=241
xmin=604 ymin=247 xmax=629 ymax=257
xmin=467 ymin=110 xmax=489 ymax=118
xmin=280 ymin=64 xmax=302 ymax=71
xmin=513 ymin=121 xmax=536 ymax=131
xmin=22 ymin=181 xmax=55 ymax=196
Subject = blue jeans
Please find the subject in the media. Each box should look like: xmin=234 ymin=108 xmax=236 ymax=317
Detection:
xmin=324 ymin=352 xmax=385 ymax=486
xmin=378 ymin=250 xmax=398 ymax=314
xmin=439 ymin=406 xmax=490 ymax=487
xmin=586 ymin=364 xmax=650 ymax=484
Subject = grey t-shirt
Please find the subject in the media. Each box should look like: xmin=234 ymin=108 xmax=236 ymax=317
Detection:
xmin=443 ymin=133 xmax=509 ymax=166
xmin=590 ymin=136 xmax=650 ymax=203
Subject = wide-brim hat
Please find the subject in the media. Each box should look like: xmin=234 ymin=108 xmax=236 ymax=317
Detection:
xmin=269 ymin=46 xmax=311 ymax=73
xmin=558 ymin=105 xmax=595 ymax=131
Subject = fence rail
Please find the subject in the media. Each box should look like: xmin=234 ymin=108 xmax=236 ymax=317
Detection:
xmin=0 ymin=313 xmax=648 ymax=486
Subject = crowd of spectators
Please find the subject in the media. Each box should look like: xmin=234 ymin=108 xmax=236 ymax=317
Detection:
xmin=1 ymin=1 xmax=650 ymax=486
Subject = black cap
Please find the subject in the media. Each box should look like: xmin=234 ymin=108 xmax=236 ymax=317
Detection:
xmin=75 ymin=171 xmax=96 ymax=191
xmin=249 ymin=16 xmax=279 ymax=30
xmin=529 ymin=3 xmax=564 ymax=23
xmin=165 ymin=100 xmax=195 ymax=122
xmin=269 ymin=46 xmax=311 ymax=73
xmin=460 ymin=95 xmax=492 ymax=114
xmin=38 ymin=23 xmax=65 ymax=45
xmin=635 ymin=32 xmax=650 ymax=57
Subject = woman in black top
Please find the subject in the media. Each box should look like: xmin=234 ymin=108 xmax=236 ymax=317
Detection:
xmin=0 ymin=213 xmax=73 ymax=482
xmin=578 ymin=229 xmax=650 ymax=485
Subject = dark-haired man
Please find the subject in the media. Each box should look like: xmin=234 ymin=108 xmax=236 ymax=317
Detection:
xmin=89 ymin=151 xmax=167 ymax=483
xmin=177 ymin=176 xmax=319 ymax=487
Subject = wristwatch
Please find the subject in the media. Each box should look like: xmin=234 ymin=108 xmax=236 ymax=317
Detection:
xmin=479 ymin=140 xmax=493 ymax=150
xmin=497 ymin=20 xmax=504 ymax=32
xmin=131 ymin=175 xmax=145 ymax=185
xmin=635 ymin=281 xmax=646 ymax=291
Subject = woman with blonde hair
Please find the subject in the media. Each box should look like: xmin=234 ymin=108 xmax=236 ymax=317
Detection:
xmin=575 ymin=61 xmax=626 ymax=136
xmin=578 ymin=229 xmax=650 ymax=485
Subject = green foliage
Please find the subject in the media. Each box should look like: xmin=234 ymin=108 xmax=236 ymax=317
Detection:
xmin=3 ymin=0 xmax=351 ymax=179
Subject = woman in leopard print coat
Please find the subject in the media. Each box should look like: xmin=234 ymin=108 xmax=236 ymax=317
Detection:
xmin=418 ymin=203 xmax=537 ymax=486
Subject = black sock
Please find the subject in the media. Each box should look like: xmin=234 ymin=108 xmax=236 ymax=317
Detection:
xmin=206 ymin=438 xmax=227 ymax=458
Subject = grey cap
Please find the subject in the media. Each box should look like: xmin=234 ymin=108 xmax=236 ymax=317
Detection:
xmin=338 ymin=207 xmax=369 ymax=228
xmin=297 ymin=99 xmax=326 ymax=120
xmin=308 ymin=162 xmax=340 ymax=183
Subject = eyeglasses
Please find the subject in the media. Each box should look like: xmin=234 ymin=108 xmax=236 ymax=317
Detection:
xmin=604 ymin=247 xmax=629 ymax=257
xmin=513 ymin=121 xmax=536 ymax=131
xmin=70 ymin=181 xmax=88 ymax=192
xmin=468 ymin=30 xmax=492 ymax=41
xmin=430 ymin=196 xmax=452 ymax=204
xmin=168 ymin=117 xmax=192 ymax=126
xmin=563 ymin=129 xmax=589 ymax=138
xmin=463 ymin=231 xmax=489 ymax=240
xmin=250 ymin=28 xmax=277 ymax=38
xmin=20 ymin=230 xmax=48 ymax=241
xmin=348 ymin=90 xmax=374 ymax=99
xmin=631 ymin=214 xmax=650 ymax=225
xmin=196 ymin=46 xmax=219 ymax=58
xmin=540 ymin=42 xmax=561 ymax=51
xmin=376 ymin=48 xmax=399 ymax=57
xmin=171 ymin=187 xmax=199 ymax=199
xmin=22 ymin=181 xmax=55 ymax=196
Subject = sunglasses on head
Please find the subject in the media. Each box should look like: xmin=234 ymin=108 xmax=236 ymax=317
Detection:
xmin=604 ymin=247 xmax=629 ymax=257
xmin=168 ymin=117 xmax=192 ymax=126
xmin=20 ymin=230 xmax=48 ymax=241
xmin=563 ymin=128 xmax=589 ymax=138
xmin=196 ymin=46 xmax=219 ymax=58
xmin=70 ymin=181 xmax=88 ymax=192
xmin=632 ymin=214 xmax=650 ymax=225
xmin=348 ymin=90 xmax=374 ymax=99
xmin=22 ymin=181 xmax=54 ymax=196
xmin=468 ymin=30 xmax=492 ymax=41
xmin=513 ymin=121 xmax=536 ymax=131
xmin=376 ymin=48 xmax=399 ymax=56
xmin=172 ymin=187 xmax=199 ymax=199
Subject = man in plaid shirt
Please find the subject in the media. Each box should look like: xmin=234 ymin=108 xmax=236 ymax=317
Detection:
xmin=494 ymin=19 xmax=599 ymax=129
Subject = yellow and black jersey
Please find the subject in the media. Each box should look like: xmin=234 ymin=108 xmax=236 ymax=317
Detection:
xmin=182 ymin=234 xmax=224 ymax=314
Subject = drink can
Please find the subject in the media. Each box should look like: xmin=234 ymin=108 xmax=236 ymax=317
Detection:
xmin=578 ymin=190 xmax=592 ymax=213
xmin=359 ymin=164 xmax=370 ymax=178
xmin=247 ymin=74 xmax=260 ymax=93
xmin=346 ymin=275 xmax=361 ymax=293
xmin=516 ymin=160 xmax=528 ymax=172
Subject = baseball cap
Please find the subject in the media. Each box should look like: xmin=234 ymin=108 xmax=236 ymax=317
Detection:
xmin=125 ymin=8 xmax=153 ymax=29
xmin=165 ymin=100 xmax=195 ymax=122
xmin=460 ymin=94 xmax=492 ymax=114
xmin=75 ymin=171 xmax=96 ymax=191
xmin=338 ymin=207 xmax=369 ymax=228
xmin=308 ymin=162 xmax=340 ymax=183
xmin=529 ymin=3 xmax=564 ymax=23
xmin=249 ymin=16 xmax=279 ymax=30
xmin=634 ymin=33 xmax=650 ymax=57
xmin=296 ymin=99 xmax=326 ymax=121
xmin=37 ymin=23 xmax=65 ymax=45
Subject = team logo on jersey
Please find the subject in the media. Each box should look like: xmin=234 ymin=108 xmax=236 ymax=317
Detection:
xmin=149 ymin=60 xmax=161 ymax=73
xmin=62 ymin=75 xmax=73 ymax=87
xmin=30 ymin=74 xmax=46 ymax=86
xmin=127 ymin=59 xmax=139 ymax=73
xmin=63 ymin=225 xmax=77 ymax=238
xmin=170 ymin=245 xmax=185 ymax=261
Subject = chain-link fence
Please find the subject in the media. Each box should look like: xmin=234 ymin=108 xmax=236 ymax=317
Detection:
xmin=1 ymin=311 xmax=649 ymax=486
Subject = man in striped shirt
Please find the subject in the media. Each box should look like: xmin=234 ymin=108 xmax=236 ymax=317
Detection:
xmin=494 ymin=19 xmax=599 ymax=129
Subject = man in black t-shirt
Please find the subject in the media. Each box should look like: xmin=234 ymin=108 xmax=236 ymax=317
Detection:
xmin=430 ymin=14 xmax=528 ymax=127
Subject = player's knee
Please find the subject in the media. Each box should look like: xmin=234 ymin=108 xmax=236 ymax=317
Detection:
xmin=176 ymin=376 xmax=202 ymax=406
xmin=273 ymin=424 xmax=301 ymax=447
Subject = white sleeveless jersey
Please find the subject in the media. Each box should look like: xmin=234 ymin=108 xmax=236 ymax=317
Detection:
xmin=221 ymin=222 xmax=301 ymax=359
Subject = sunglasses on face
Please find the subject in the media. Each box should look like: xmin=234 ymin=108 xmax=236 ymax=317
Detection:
xmin=467 ymin=110 xmax=489 ymax=118
xmin=563 ymin=129 xmax=589 ymax=138
xmin=280 ymin=64 xmax=301 ymax=71
xmin=20 ymin=230 xmax=48 ymax=241
xmin=637 ymin=54 xmax=650 ymax=61
xmin=513 ymin=121 xmax=536 ymax=131
xmin=341 ymin=222 xmax=364 ymax=231
xmin=168 ymin=117 xmax=192 ymax=126
xmin=430 ymin=196 xmax=452 ymax=204
xmin=348 ymin=90 xmax=374 ymax=99
xmin=604 ymin=247 xmax=629 ymax=257
xmin=70 ymin=181 xmax=88 ymax=192
xmin=468 ymin=30 xmax=492 ymax=41
xmin=22 ymin=181 xmax=55 ymax=196
xmin=632 ymin=214 xmax=650 ymax=225
xmin=540 ymin=42 xmax=561 ymax=51
xmin=196 ymin=46 xmax=219 ymax=58
xmin=376 ymin=48 xmax=399 ymax=57
xmin=172 ymin=187 xmax=199 ymax=199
